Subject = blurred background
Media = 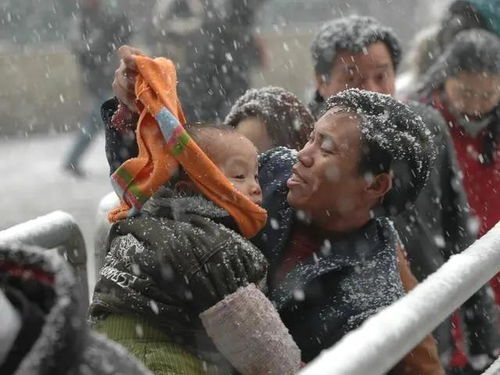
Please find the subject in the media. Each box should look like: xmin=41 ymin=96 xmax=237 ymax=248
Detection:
xmin=0 ymin=0 xmax=452 ymax=136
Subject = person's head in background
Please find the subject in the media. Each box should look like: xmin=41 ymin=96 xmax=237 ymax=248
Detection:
xmin=419 ymin=29 xmax=500 ymax=118
xmin=435 ymin=0 xmax=500 ymax=63
xmin=310 ymin=15 xmax=402 ymax=105
xmin=176 ymin=124 xmax=262 ymax=205
xmin=224 ymin=87 xmax=315 ymax=153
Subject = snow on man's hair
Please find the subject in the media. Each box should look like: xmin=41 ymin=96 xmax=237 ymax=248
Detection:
xmin=311 ymin=15 xmax=402 ymax=79
xmin=324 ymin=89 xmax=436 ymax=215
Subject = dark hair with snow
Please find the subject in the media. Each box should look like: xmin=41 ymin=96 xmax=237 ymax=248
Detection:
xmin=323 ymin=89 xmax=435 ymax=215
xmin=418 ymin=29 xmax=500 ymax=94
xmin=224 ymin=86 xmax=315 ymax=150
xmin=311 ymin=15 xmax=402 ymax=80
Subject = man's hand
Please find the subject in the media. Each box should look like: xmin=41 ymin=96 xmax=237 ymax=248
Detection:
xmin=112 ymin=45 xmax=144 ymax=113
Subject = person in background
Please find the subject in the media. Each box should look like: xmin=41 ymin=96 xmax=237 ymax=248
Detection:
xmin=224 ymin=86 xmax=314 ymax=152
xmin=146 ymin=0 xmax=205 ymax=64
xmin=308 ymin=15 xmax=497 ymax=374
xmin=417 ymin=33 xmax=500 ymax=364
xmin=174 ymin=0 xmax=269 ymax=124
xmin=399 ymin=0 xmax=500 ymax=97
xmin=63 ymin=0 xmax=132 ymax=177
xmin=0 ymin=243 xmax=152 ymax=375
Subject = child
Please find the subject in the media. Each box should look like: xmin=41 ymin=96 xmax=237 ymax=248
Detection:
xmin=90 ymin=124 xmax=301 ymax=375
xmin=224 ymin=86 xmax=314 ymax=152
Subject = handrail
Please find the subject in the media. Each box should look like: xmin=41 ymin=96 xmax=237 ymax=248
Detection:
xmin=483 ymin=357 xmax=500 ymax=375
xmin=300 ymin=221 xmax=500 ymax=375
xmin=0 ymin=211 xmax=88 ymax=311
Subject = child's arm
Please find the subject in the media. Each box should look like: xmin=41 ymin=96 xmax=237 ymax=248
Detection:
xmin=200 ymin=283 xmax=301 ymax=375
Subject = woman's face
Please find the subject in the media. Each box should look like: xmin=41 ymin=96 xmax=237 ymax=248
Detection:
xmin=444 ymin=71 xmax=500 ymax=117
xmin=236 ymin=117 xmax=274 ymax=153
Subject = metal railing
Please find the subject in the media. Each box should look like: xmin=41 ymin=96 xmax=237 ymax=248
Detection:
xmin=0 ymin=211 xmax=88 ymax=311
xmin=300 ymin=221 xmax=500 ymax=375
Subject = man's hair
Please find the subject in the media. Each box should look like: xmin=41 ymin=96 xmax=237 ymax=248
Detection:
xmin=322 ymin=89 xmax=436 ymax=215
xmin=224 ymin=86 xmax=315 ymax=150
xmin=311 ymin=15 xmax=402 ymax=81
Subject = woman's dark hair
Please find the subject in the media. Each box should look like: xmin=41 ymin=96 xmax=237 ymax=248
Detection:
xmin=323 ymin=89 xmax=436 ymax=215
xmin=224 ymin=86 xmax=315 ymax=150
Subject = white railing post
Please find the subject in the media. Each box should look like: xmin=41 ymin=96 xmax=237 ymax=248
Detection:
xmin=300 ymin=222 xmax=500 ymax=375
xmin=0 ymin=211 xmax=88 ymax=312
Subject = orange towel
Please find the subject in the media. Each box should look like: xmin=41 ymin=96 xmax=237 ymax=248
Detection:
xmin=109 ymin=56 xmax=267 ymax=238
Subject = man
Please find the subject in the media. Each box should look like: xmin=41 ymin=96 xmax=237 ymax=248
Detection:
xmin=308 ymin=15 xmax=497 ymax=373
xmin=255 ymin=89 xmax=437 ymax=364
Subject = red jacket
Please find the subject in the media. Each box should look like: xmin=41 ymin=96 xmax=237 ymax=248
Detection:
xmin=431 ymin=92 xmax=499 ymax=236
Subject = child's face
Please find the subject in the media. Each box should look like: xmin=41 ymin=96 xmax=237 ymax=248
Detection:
xmin=444 ymin=71 xmax=500 ymax=117
xmin=203 ymin=131 xmax=263 ymax=205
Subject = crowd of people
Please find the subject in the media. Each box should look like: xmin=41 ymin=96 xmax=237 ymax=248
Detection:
xmin=1 ymin=0 xmax=499 ymax=374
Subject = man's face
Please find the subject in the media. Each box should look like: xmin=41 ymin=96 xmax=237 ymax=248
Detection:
xmin=444 ymin=71 xmax=500 ymax=117
xmin=287 ymin=109 xmax=374 ymax=226
xmin=316 ymin=42 xmax=396 ymax=99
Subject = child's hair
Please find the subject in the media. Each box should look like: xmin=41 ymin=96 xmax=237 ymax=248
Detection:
xmin=185 ymin=123 xmax=239 ymax=152
xmin=224 ymin=86 xmax=314 ymax=150
xmin=172 ymin=123 xmax=244 ymax=186
xmin=418 ymin=29 xmax=500 ymax=94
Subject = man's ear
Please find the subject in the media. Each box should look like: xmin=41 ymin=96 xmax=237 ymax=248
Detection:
xmin=366 ymin=172 xmax=392 ymax=201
